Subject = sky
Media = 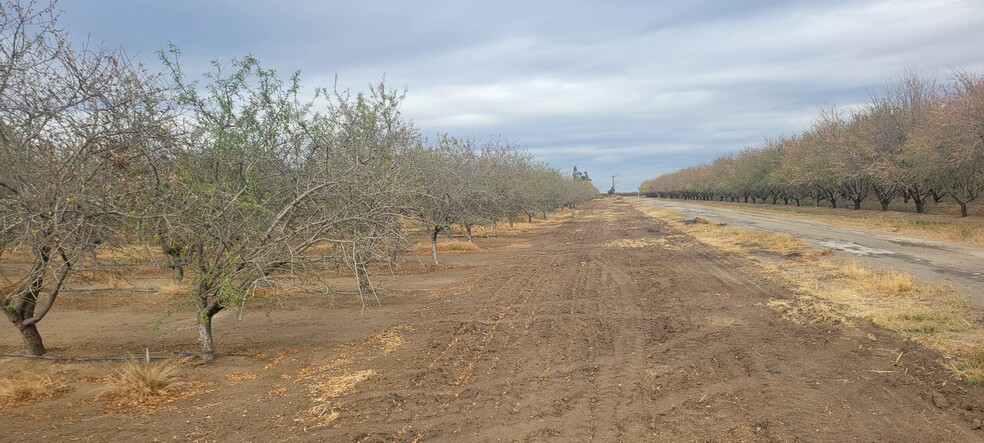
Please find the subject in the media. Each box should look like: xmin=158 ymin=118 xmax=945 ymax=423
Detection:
xmin=58 ymin=0 xmax=984 ymax=191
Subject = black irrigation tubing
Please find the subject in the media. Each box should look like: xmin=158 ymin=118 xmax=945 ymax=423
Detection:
xmin=0 ymin=351 xmax=198 ymax=362
xmin=62 ymin=288 xmax=158 ymax=292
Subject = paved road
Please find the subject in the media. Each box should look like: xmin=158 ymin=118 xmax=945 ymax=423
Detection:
xmin=638 ymin=198 xmax=984 ymax=309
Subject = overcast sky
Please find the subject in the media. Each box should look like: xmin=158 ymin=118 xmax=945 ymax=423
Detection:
xmin=60 ymin=0 xmax=984 ymax=191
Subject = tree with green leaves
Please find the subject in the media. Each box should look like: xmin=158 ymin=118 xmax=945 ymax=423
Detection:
xmin=154 ymin=49 xmax=419 ymax=360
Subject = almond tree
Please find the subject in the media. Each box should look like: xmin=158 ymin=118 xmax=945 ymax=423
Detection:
xmin=850 ymin=101 xmax=903 ymax=211
xmin=407 ymin=135 xmax=473 ymax=265
xmin=912 ymin=71 xmax=984 ymax=217
xmin=155 ymin=50 xmax=417 ymax=360
xmin=891 ymin=72 xmax=941 ymax=213
xmin=0 ymin=0 xmax=166 ymax=355
xmin=309 ymin=83 xmax=419 ymax=298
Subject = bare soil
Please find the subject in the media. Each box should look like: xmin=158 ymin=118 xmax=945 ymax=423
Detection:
xmin=3 ymin=198 xmax=984 ymax=441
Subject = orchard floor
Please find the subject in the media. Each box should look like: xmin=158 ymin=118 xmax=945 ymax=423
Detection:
xmin=3 ymin=198 xmax=984 ymax=442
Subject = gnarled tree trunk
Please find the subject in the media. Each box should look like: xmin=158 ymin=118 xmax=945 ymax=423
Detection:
xmin=430 ymin=226 xmax=441 ymax=265
xmin=198 ymin=316 xmax=216 ymax=362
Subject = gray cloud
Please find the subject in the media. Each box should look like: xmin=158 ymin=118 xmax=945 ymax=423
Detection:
xmin=60 ymin=0 xmax=984 ymax=190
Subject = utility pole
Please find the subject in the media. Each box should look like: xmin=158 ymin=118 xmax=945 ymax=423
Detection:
xmin=608 ymin=174 xmax=617 ymax=195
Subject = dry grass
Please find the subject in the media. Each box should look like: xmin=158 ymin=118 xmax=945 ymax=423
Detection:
xmin=630 ymin=198 xmax=984 ymax=383
xmin=225 ymin=372 xmax=258 ymax=382
xmin=0 ymin=375 xmax=70 ymax=407
xmin=369 ymin=325 xmax=413 ymax=355
xmin=414 ymin=239 xmax=481 ymax=254
xmin=679 ymin=219 xmax=821 ymax=258
xmin=836 ymin=261 xmax=941 ymax=298
xmin=301 ymin=369 xmax=377 ymax=428
xmin=101 ymin=359 xmax=185 ymax=406
xmin=105 ymin=273 xmax=131 ymax=289
xmin=766 ymin=297 xmax=850 ymax=326
xmin=950 ymin=347 xmax=984 ymax=385
xmin=605 ymin=237 xmax=671 ymax=249
xmin=158 ymin=282 xmax=193 ymax=297
xmin=867 ymin=298 xmax=969 ymax=334
xmin=310 ymin=369 xmax=376 ymax=400
xmin=94 ymin=245 xmax=152 ymax=262
xmin=659 ymin=199 xmax=984 ymax=247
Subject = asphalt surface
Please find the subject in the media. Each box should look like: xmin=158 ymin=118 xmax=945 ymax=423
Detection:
xmin=637 ymin=198 xmax=984 ymax=310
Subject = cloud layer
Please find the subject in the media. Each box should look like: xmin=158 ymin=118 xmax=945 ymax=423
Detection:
xmin=61 ymin=0 xmax=984 ymax=190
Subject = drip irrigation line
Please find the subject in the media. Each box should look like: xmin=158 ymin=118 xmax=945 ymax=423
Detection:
xmin=0 ymin=351 xmax=198 ymax=362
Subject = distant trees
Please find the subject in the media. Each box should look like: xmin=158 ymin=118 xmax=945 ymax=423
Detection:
xmin=409 ymin=136 xmax=597 ymax=264
xmin=640 ymin=70 xmax=984 ymax=217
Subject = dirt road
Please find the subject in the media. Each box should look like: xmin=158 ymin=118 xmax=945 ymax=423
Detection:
xmin=4 ymin=198 xmax=984 ymax=441
xmin=640 ymin=198 xmax=984 ymax=310
xmin=319 ymin=199 xmax=984 ymax=441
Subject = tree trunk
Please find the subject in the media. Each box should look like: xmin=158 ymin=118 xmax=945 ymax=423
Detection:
xmin=356 ymin=263 xmax=371 ymax=296
xmin=853 ymin=199 xmax=862 ymax=210
xmin=172 ymin=265 xmax=184 ymax=284
xmin=431 ymin=228 xmax=440 ymax=265
xmin=508 ymin=218 xmax=514 ymax=228
xmin=445 ymin=226 xmax=453 ymax=240
xmin=959 ymin=201 xmax=968 ymax=217
xmin=198 ymin=316 xmax=216 ymax=362
xmin=542 ymin=211 xmax=547 ymax=220
xmin=794 ymin=198 xmax=801 ymax=207
xmin=880 ymin=200 xmax=890 ymax=211
xmin=491 ymin=221 xmax=497 ymax=238
xmin=465 ymin=224 xmax=473 ymax=242
xmin=18 ymin=323 xmax=46 ymax=356
xmin=527 ymin=213 xmax=533 ymax=223
xmin=914 ymin=198 xmax=925 ymax=213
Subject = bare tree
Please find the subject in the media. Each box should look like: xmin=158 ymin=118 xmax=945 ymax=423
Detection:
xmin=308 ymin=83 xmax=419 ymax=300
xmin=0 ymin=0 xmax=166 ymax=355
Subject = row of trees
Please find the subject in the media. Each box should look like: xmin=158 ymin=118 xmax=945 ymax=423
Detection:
xmin=640 ymin=71 xmax=984 ymax=217
xmin=0 ymin=1 xmax=598 ymax=359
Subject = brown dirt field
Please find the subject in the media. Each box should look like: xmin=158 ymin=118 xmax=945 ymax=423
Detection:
xmin=3 ymin=198 xmax=984 ymax=441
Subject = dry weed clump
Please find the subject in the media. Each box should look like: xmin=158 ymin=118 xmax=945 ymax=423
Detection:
xmin=766 ymin=297 xmax=850 ymax=326
xmin=0 ymin=375 xmax=70 ymax=406
xmin=101 ymin=359 xmax=185 ymax=406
